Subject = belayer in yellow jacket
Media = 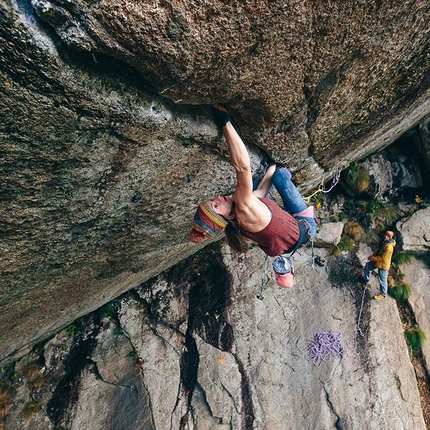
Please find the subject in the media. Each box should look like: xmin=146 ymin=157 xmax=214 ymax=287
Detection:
xmin=364 ymin=231 xmax=396 ymax=299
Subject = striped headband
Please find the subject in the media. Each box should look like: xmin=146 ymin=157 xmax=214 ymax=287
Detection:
xmin=191 ymin=201 xmax=228 ymax=240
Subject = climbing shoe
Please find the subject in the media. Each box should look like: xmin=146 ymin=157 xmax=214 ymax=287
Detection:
xmin=211 ymin=104 xmax=230 ymax=128
xmin=373 ymin=294 xmax=385 ymax=300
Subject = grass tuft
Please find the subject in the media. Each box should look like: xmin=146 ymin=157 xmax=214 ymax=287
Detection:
xmin=392 ymin=252 xmax=415 ymax=266
xmin=329 ymin=246 xmax=342 ymax=256
xmin=23 ymin=402 xmax=43 ymax=421
xmin=23 ymin=362 xmax=39 ymax=381
xmin=392 ymin=271 xmax=405 ymax=283
xmin=343 ymin=221 xmax=364 ymax=241
xmin=405 ymin=326 xmax=427 ymax=352
xmin=363 ymin=229 xmax=380 ymax=245
xmin=337 ymin=234 xmax=355 ymax=252
xmin=353 ymin=167 xmax=371 ymax=194
xmin=370 ymin=205 xmax=399 ymax=231
xmin=0 ymin=384 xmax=11 ymax=420
xmin=388 ymin=283 xmax=412 ymax=303
xmin=30 ymin=373 xmax=46 ymax=389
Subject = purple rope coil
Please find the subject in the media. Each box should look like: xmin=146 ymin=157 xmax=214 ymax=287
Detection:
xmin=297 ymin=331 xmax=347 ymax=367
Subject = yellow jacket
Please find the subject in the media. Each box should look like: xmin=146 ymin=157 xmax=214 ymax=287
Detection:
xmin=369 ymin=239 xmax=396 ymax=270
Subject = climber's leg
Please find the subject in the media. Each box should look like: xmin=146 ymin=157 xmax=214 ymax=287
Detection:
xmin=363 ymin=261 xmax=375 ymax=283
xmin=272 ymin=167 xmax=307 ymax=214
xmin=377 ymin=269 xmax=389 ymax=296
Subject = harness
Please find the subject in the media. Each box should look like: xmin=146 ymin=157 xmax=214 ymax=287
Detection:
xmin=292 ymin=219 xmax=312 ymax=252
xmin=286 ymin=218 xmax=315 ymax=265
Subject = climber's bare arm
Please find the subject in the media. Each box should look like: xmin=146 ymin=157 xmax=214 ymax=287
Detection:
xmin=253 ymin=164 xmax=276 ymax=198
xmin=221 ymin=122 xmax=272 ymax=231
xmin=222 ymin=122 xmax=254 ymax=205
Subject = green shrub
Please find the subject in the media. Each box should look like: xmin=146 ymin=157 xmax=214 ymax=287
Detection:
xmin=392 ymin=252 xmax=415 ymax=266
xmin=99 ymin=301 xmax=120 ymax=320
xmin=367 ymin=199 xmax=381 ymax=214
xmin=388 ymin=283 xmax=412 ymax=303
xmin=311 ymin=195 xmax=322 ymax=210
xmin=3 ymin=363 xmax=17 ymax=382
xmin=64 ymin=317 xmax=86 ymax=338
xmin=64 ymin=323 xmax=75 ymax=338
xmin=343 ymin=198 xmax=359 ymax=216
xmin=337 ymin=234 xmax=355 ymax=252
xmin=405 ymin=326 xmax=427 ymax=351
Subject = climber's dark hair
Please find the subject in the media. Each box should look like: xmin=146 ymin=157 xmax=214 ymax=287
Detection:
xmin=224 ymin=203 xmax=249 ymax=254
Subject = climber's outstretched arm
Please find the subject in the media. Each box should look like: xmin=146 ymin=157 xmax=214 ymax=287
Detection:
xmin=211 ymin=105 xmax=271 ymax=230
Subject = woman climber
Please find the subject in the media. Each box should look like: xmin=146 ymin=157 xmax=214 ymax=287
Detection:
xmin=189 ymin=105 xmax=317 ymax=285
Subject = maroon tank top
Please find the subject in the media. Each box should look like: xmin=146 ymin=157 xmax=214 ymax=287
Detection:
xmin=240 ymin=198 xmax=300 ymax=256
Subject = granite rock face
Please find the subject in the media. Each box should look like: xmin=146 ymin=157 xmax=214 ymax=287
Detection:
xmin=29 ymin=0 xmax=430 ymax=170
xmin=1 ymin=241 xmax=428 ymax=429
xmin=1 ymin=0 xmax=430 ymax=369
xmin=397 ymin=206 xmax=430 ymax=252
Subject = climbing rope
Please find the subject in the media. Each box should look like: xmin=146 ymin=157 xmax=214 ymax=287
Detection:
xmin=303 ymin=171 xmax=340 ymax=204
xmin=356 ymin=281 xmax=368 ymax=338
xmin=297 ymin=331 xmax=350 ymax=367
xmin=310 ymin=238 xmax=316 ymax=269
xmin=256 ymin=254 xmax=269 ymax=300
xmin=297 ymin=282 xmax=369 ymax=367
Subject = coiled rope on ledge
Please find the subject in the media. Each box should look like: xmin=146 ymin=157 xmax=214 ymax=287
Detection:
xmin=297 ymin=283 xmax=368 ymax=367
xmin=297 ymin=331 xmax=351 ymax=367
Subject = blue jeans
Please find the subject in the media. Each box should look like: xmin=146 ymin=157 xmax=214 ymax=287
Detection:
xmin=364 ymin=261 xmax=388 ymax=296
xmin=272 ymin=167 xmax=317 ymax=238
